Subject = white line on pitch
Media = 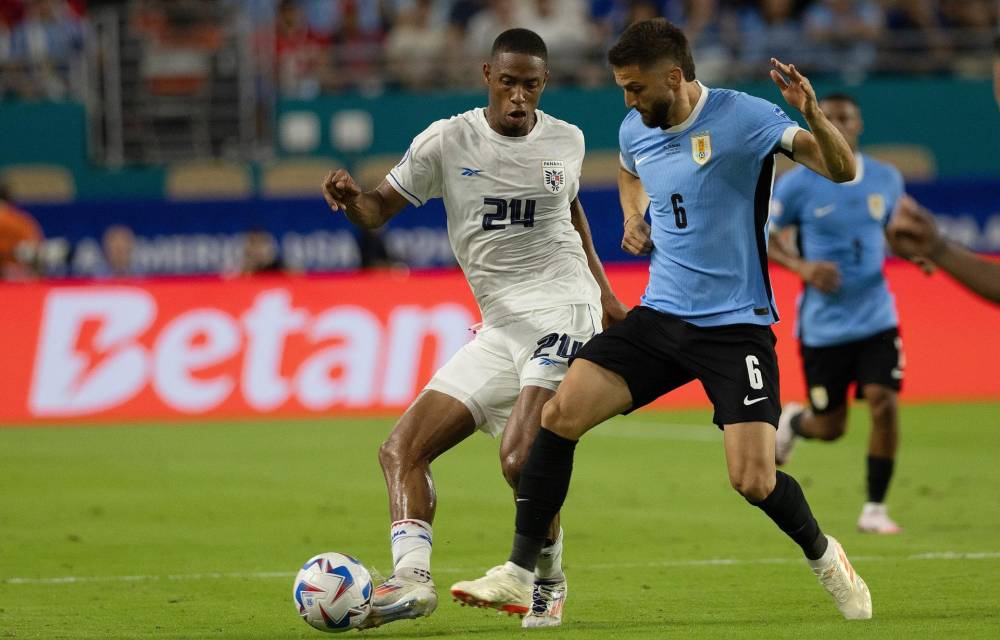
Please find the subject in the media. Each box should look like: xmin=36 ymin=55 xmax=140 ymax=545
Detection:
xmin=5 ymin=552 xmax=999 ymax=586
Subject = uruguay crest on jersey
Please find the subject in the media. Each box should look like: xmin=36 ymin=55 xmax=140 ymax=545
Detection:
xmin=542 ymin=160 xmax=565 ymax=194
xmin=691 ymin=131 xmax=712 ymax=165
xmin=868 ymin=193 xmax=886 ymax=221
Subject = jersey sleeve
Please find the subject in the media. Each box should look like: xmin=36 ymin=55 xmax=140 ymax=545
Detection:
xmin=742 ymin=94 xmax=802 ymax=158
xmin=618 ymin=113 xmax=639 ymax=177
xmin=386 ymin=120 xmax=445 ymax=207
xmin=568 ymin=126 xmax=585 ymax=203
xmin=769 ymin=171 xmax=803 ymax=229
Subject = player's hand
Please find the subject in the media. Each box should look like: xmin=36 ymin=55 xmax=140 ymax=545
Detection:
xmin=799 ymin=260 xmax=841 ymax=293
xmin=622 ymin=214 xmax=652 ymax=256
xmin=322 ymin=169 xmax=362 ymax=212
xmin=600 ymin=295 xmax=630 ymax=329
xmin=770 ymin=58 xmax=819 ymax=118
xmin=913 ymin=256 xmax=937 ymax=275
xmin=887 ymin=194 xmax=944 ymax=260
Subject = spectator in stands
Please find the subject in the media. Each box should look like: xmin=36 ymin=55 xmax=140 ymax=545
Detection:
xmin=736 ymin=0 xmax=808 ymax=75
xmin=0 ymin=182 xmax=44 ymax=280
xmin=529 ymin=0 xmax=593 ymax=82
xmin=99 ymin=224 xmax=137 ymax=278
xmin=881 ymin=0 xmax=950 ymax=74
xmin=8 ymin=0 xmax=84 ymax=99
xmin=328 ymin=0 xmax=384 ymax=94
xmin=464 ymin=0 xmax=523 ymax=61
xmin=938 ymin=0 xmax=996 ymax=74
xmin=385 ymin=0 xmax=447 ymax=90
xmin=662 ymin=0 xmax=732 ymax=82
xmin=804 ymin=0 xmax=883 ymax=82
xmin=272 ymin=0 xmax=327 ymax=97
xmin=241 ymin=229 xmax=285 ymax=274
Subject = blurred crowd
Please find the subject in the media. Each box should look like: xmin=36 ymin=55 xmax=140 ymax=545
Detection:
xmin=263 ymin=0 xmax=1000 ymax=95
xmin=1 ymin=0 xmax=997 ymax=101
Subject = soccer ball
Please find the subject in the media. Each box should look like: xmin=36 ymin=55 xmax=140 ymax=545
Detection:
xmin=293 ymin=552 xmax=373 ymax=632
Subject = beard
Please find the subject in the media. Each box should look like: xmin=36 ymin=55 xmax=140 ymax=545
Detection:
xmin=639 ymin=98 xmax=672 ymax=129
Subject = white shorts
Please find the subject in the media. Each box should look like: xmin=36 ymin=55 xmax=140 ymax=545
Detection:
xmin=425 ymin=303 xmax=602 ymax=437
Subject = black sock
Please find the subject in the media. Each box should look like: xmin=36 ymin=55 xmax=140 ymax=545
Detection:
xmin=508 ymin=428 xmax=577 ymax=571
xmin=866 ymin=455 xmax=895 ymax=503
xmin=750 ymin=471 xmax=828 ymax=560
xmin=790 ymin=410 xmax=812 ymax=439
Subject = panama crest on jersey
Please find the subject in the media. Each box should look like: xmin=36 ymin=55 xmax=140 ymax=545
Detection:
xmin=542 ymin=160 xmax=566 ymax=194
xmin=691 ymin=132 xmax=712 ymax=165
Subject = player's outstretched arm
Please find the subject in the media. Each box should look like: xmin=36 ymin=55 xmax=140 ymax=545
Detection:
xmin=888 ymin=195 xmax=1000 ymax=304
xmin=618 ymin=167 xmax=652 ymax=256
xmin=767 ymin=227 xmax=841 ymax=293
xmin=769 ymin=58 xmax=855 ymax=183
xmin=570 ymin=197 xmax=629 ymax=328
xmin=322 ymin=169 xmax=410 ymax=229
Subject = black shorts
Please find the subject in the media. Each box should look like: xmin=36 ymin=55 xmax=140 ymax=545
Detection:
xmin=572 ymin=306 xmax=781 ymax=428
xmin=800 ymin=328 xmax=903 ymax=414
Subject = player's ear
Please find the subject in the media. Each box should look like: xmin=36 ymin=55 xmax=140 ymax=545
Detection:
xmin=483 ymin=63 xmax=491 ymax=87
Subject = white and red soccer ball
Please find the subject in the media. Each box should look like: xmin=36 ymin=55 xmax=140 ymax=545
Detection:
xmin=293 ymin=552 xmax=373 ymax=632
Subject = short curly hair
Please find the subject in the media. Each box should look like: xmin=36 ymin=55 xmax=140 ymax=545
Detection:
xmin=607 ymin=18 xmax=696 ymax=80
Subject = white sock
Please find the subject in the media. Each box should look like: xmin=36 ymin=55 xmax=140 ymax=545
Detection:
xmin=390 ymin=519 xmax=432 ymax=573
xmin=806 ymin=534 xmax=837 ymax=570
xmin=504 ymin=561 xmax=534 ymax=586
xmin=536 ymin=528 xmax=565 ymax=581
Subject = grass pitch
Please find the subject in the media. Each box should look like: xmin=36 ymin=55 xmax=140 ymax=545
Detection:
xmin=2 ymin=402 xmax=999 ymax=639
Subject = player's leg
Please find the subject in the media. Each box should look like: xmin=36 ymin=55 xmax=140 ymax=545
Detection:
xmin=723 ymin=422 xmax=871 ymax=619
xmin=695 ymin=323 xmax=870 ymax=620
xmin=367 ymin=332 xmax=517 ymax=628
xmin=776 ymin=342 xmax=854 ymax=465
xmin=450 ymin=359 xmax=631 ymax=613
xmin=498 ymin=384 xmax=567 ymax=628
xmin=451 ymin=307 xmax=687 ymax=614
xmin=856 ymin=329 xmax=905 ymax=533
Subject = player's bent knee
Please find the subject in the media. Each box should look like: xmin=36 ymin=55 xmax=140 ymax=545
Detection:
xmin=540 ymin=396 xmax=587 ymax=439
xmin=499 ymin=445 xmax=527 ymax=489
xmin=730 ymin=472 xmax=776 ymax=502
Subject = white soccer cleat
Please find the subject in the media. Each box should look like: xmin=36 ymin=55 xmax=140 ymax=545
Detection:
xmin=358 ymin=567 xmax=437 ymax=629
xmin=522 ymin=576 xmax=567 ymax=628
xmin=775 ymin=402 xmax=803 ymax=466
xmin=809 ymin=535 xmax=872 ymax=620
xmin=857 ymin=502 xmax=903 ymax=534
xmin=450 ymin=563 xmax=532 ymax=616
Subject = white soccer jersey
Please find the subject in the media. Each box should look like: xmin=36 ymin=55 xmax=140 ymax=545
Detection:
xmin=386 ymin=108 xmax=601 ymax=323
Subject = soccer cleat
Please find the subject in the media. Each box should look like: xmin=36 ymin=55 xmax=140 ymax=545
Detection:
xmin=358 ymin=567 xmax=437 ymax=629
xmin=775 ymin=402 xmax=803 ymax=466
xmin=522 ymin=576 xmax=567 ymax=628
xmin=809 ymin=535 xmax=872 ymax=620
xmin=857 ymin=502 xmax=903 ymax=534
xmin=450 ymin=564 xmax=532 ymax=616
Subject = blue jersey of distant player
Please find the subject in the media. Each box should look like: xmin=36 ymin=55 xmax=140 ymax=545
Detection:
xmin=771 ymin=154 xmax=905 ymax=347
xmin=619 ymin=82 xmax=801 ymax=327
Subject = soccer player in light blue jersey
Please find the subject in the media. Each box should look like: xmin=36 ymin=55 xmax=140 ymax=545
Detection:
xmin=768 ymin=93 xmax=906 ymax=535
xmin=452 ymin=18 xmax=875 ymax=622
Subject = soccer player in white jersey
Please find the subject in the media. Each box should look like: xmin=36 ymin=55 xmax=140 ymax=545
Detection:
xmin=322 ymin=29 xmax=628 ymax=629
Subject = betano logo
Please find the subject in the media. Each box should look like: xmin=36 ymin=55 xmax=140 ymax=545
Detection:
xmin=28 ymin=289 xmax=474 ymax=418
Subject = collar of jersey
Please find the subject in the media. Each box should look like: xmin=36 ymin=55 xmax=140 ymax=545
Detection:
xmin=660 ymin=81 xmax=709 ymax=134
xmin=476 ymin=107 xmax=546 ymax=143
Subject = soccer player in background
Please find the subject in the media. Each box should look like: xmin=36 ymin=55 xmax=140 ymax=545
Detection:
xmin=322 ymin=29 xmax=628 ymax=629
xmin=451 ymin=18 xmax=874 ymax=621
xmin=768 ymin=93 xmax=907 ymax=534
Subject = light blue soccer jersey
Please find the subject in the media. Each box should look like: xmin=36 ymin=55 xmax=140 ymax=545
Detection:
xmin=771 ymin=154 xmax=905 ymax=347
xmin=619 ymin=82 xmax=801 ymax=327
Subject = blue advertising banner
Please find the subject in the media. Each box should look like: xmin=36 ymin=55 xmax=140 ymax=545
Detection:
xmin=25 ymin=180 xmax=1000 ymax=278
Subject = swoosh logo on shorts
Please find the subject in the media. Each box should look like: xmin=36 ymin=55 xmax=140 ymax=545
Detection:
xmin=743 ymin=395 xmax=769 ymax=406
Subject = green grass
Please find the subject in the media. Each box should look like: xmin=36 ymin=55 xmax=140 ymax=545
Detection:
xmin=2 ymin=403 xmax=999 ymax=639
